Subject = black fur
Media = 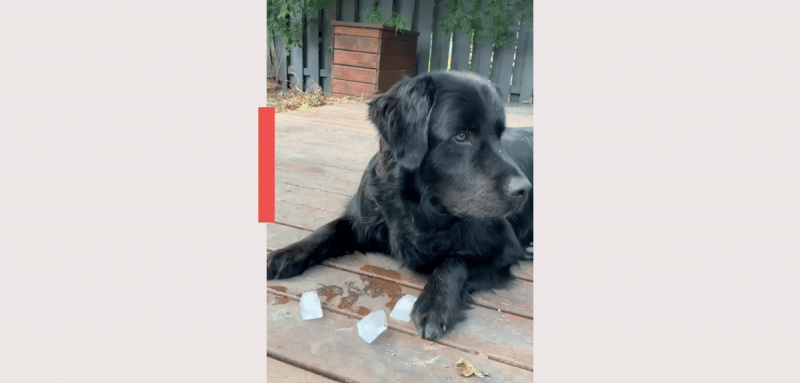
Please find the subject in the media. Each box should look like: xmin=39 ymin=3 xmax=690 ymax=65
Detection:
xmin=267 ymin=71 xmax=532 ymax=340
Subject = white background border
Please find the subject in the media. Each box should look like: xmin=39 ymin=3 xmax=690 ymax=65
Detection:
xmin=2 ymin=0 xmax=800 ymax=382
xmin=535 ymin=1 xmax=800 ymax=381
xmin=1 ymin=1 xmax=266 ymax=381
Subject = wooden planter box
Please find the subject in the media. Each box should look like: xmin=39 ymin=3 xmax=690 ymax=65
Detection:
xmin=331 ymin=21 xmax=418 ymax=98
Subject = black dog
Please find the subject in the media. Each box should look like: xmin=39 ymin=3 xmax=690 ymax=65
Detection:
xmin=267 ymin=71 xmax=532 ymax=340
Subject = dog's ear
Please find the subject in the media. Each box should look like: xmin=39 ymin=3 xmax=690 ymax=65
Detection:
xmin=368 ymin=76 xmax=435 ymax=169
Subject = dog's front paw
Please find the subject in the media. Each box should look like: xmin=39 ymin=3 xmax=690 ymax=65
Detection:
xmin=267 ymin=246 xmax=311 ymax=280
xmin=411 ymin=292 xmax=459 ymax=340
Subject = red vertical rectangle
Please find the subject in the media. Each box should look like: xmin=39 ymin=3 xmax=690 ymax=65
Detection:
xmin=259 ymin=107 xmax=275 ymax=223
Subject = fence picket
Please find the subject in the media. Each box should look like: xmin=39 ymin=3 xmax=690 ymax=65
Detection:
xmin=469 ymin=0 xmax=493 ymax=77
xmin=358 ymin=0 xmax=373 ymax=22
xmin=289 ymin=12 xmax=304 ymax=90
xmin=510 ymin=21 xmax=531 ymax=103
xmin=339 ymin=0 xmax=356 ymax=21
xmin=450 ymin=0 xmax=473 ymax=71
xmin=270 ymin=35 xmax=289 ymax=91
xmin=413 ymin=0 xmax=433 ymax=75
xmin=397 ymin=0 xmax=415 ymax=30
xmin=322 ymin=2 xmax=336 ymax=93
xmin=489 ymin=20 xmax=520 ymax=101
xmin=306 ymin=11 xmax=320 ymax=90
xmin=271 ymin=0 xmax=531 ymax=100
xmin=379 ymin=0 xmax=394 ymax=19
xmin=519 ymin=23 xmax=533 ymax=104
xmin=430 ymin=0 xmax=451 ymax=71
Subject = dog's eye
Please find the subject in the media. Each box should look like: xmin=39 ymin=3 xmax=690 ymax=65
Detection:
xmin=454 ymin=132 xmax=468 ymax=142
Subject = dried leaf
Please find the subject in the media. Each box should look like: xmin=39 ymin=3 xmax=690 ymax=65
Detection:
xmin=456 ymin=358 xmax=484 ymax=378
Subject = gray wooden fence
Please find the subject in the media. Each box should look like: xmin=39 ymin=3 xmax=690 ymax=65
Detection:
xmin=269 ymin=0 xmax=532 ymax=103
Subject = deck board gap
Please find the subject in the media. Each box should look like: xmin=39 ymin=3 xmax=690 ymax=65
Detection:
xmin=267 ymin=350 xmax=358 ymax=383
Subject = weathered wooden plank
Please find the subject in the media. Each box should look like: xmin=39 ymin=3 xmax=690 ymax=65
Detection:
xmin=509 ymin=19 xmax=531 ymax=103
xmin=335 ymin=35 xmax=381 ymax=53
xmin=275 ymin=142 xmax=373 ymax=169
xmin=275 ymin=133 xmax=375 ymax=165
xmin=413 ymin=0 xmax=434 ymax=75
xmin=518 ymin=22 xmax=533 ymax=104
xmin=267 ymin=223 xmax=310 ymax=249
xmin=322 ymin=2 xmax=335 ymax=94
xmin=275 ymin=125 xmax=378 ymax=151
xmin=450 ymin=0 xmax=473 ymax=71
xmin=276 ymin=113 xmax=377 ymax=143
xmin=469 ymin=0 xmax=493 ymax=77
xmin=450 ymin=30 xmax=472 ymax=71
xmin=267 ymin=292 xmax=533 ymax=383
xmin=271 ymin=36 xmax=289 ymax=91
xmin=275 ymin=158 xmax=364 ymax=185
xmin=334 ymin=25 xmax=382 ymax=38
xmin=267 ymin=266 xmax=533 ymax=370
xmin=277 ymin=105 xmax=377 ymax=133
xmin=290 ymin=13 xmax=305 ymax=90
xmin=489 ymin=20 xmax=520 ymax=102
xmin=306 ymin=10 xmax=321 ymax=90
xmin=332 ymin=78 xmax=377 ymax=97
xmin=379 ymin=0 xmax=394 ymax=20
xmin=339 ymin=0 xmax=356 ymax=22
xmin=274 ymin=200 xmax=342 ymax=232
xmin=267 ymin=357 xmax=339 ymax=383
xmin=275 ymin=182 xmax=352 ymax=212
xmin=276 ymin=169 xmax=359 ymax=197
xmin=397 ymin=0 xmax=415 ymax=30
xmin=333 ymin=50 xmax=377 ymax=68
xmin=429 ymin=0 xmax=451 ymax=71
xmin=279 ymin=111 xmax=374 ymax=138
xmin=276 ymin=130 xmax=368 ymax=155
xmin=332 ymin=64 xmax=377 ymax=83
xmin=275 ymin=151 xmax=364 ymax=173
xmin=357 ymin=0 xmax=373 ymax=22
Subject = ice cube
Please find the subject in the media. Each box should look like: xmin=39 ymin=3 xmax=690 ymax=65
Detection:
xmin=389 ymin=294 xmax=417 ymax=322
xmin=525 ymin=246 xmax=533 ymax=253
xmin=300 ymin=291 xmax=323 ymax=320
xmin=357 ymin=310 xmax=387 ymax=343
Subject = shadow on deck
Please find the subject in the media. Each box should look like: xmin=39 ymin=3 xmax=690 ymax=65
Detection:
xmin=267 ymin=102 xmax=533 ymax=383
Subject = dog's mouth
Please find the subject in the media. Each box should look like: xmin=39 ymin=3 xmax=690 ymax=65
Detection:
xmin=441 ymin=190 xmax=528 ymax=219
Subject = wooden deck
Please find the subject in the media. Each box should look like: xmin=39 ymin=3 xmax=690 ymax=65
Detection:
xmin=267 ymin=102 xmax=533 ymax=383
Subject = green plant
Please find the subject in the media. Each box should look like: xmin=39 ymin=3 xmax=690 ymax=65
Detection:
xmin=361 ymin=2 xmax=410 ymax=31
xmin=439 ymin=0 xmax=532 ymax=47
xmin=267 ymin=0 xmax=331 ymax=50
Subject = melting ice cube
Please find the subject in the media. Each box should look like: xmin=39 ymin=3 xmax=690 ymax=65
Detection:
xmin=357 ymin=310 xmax=387 ymax=343
xmin=389 ymin=294 xmax=417 ymax=322
xmin=300 ymin=291 xmax=323 ymax=320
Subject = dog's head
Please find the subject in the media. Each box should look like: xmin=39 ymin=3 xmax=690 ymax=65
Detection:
xmin=368 ymin=71 xmax=531 ymax=219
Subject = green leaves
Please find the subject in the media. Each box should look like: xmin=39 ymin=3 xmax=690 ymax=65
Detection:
xmin=268 ymin=0 xmax=329 ymax=50
xmin=361 ymin=1 xmax=410 ymax=31
xmin=439 ymin=0 xmax=529 ymax=47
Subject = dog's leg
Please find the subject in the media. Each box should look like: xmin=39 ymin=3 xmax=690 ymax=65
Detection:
xmin=411 ymin=257 xmax=469 ymax=340
xmin=267 ymin=217 xmax=357 ymax=280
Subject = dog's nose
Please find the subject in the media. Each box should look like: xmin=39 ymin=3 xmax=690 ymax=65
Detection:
xmin=507 ymin=176 xmax=531 ymax=198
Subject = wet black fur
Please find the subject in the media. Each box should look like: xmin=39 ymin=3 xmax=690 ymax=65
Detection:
xmin=267 ymin=71 xmax=532 ymax=340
